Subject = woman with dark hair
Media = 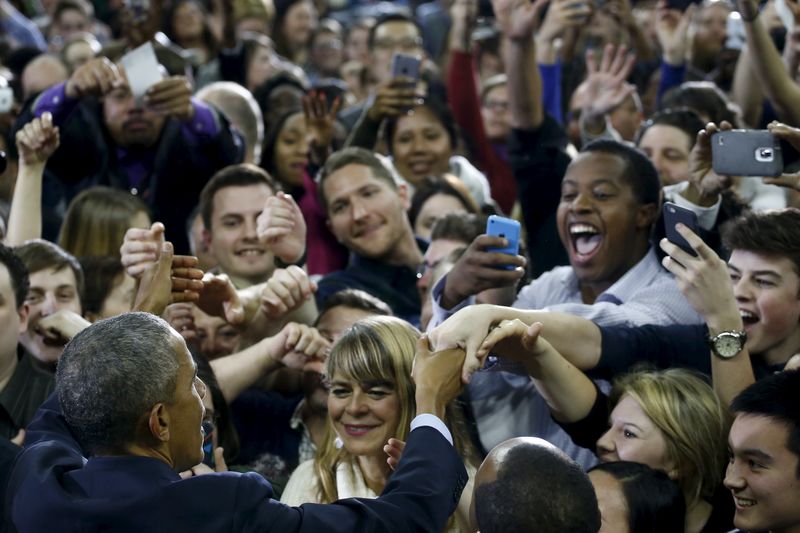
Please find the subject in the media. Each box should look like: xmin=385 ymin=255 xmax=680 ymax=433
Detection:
xmin=271 ymin=0 xmax=317 ymax=65
xmin=408 ymin=175 xmax=480 ymax=240
xmin=588 ymin=461 xmax=686 ymax=533
xmin=164 ymin=0 xmax=218 ymax=66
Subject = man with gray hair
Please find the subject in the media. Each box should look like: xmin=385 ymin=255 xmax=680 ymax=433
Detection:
xmin=8 ymin=312 xmax=469 ymax=532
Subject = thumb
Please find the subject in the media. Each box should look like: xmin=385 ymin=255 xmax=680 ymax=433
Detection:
xmin=224 ymin=292 xmax=245 ymax=325
xmin=158 ymin=240 xmax=174 ymax=269
xmin=214 ymin=447 xmax=228 ymax=472
xmin=521 ymin=322 xmax=544 ymax=352
xmin=151 ymin=222 xmax=166 ymax=244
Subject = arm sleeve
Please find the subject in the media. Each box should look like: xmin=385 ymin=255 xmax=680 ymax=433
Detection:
xmin=592 ymin=323 xmax=712 ymax=380
xmin=539 ymin=62 xmax=563 ymax=125
xmin=553 ymin=383 xmax=610 ymax=451
xmin=180 ymin=98 xmax=222 ymax=142
xmin=657 ymin=61 xmax=686 ymax=106
xmin=508 ymin=118 xmax=572 ymax=276
xmin=33 ymin=83 xmax=80 ymax=125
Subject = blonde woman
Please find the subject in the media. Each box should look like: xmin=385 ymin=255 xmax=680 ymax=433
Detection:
xmin=479 ymin=320 xmax=732 ymax=533
xmin=281 ymin=316 xmax=479 ymax=532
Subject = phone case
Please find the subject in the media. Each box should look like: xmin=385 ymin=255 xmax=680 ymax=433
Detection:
xmin=711 ymin=130 xmax=784 ymax=177
xmin=663 ymin=202 xmax=700 ymax=257
xmin=486 ymin=215 xmax=521 ymax=269
xmin=391 ymin=54 xmax=421 ymax=81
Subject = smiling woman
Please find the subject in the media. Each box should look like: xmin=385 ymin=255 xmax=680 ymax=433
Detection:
xmin=280 ymin=316 xmax=479 ymax=532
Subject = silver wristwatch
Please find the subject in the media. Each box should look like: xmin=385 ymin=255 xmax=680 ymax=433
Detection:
xmin=708 ymin=330 xmax=748 ymax=359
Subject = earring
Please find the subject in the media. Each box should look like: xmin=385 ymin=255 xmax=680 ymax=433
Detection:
xmin=334 ymin=436 xmax=344 ymax=449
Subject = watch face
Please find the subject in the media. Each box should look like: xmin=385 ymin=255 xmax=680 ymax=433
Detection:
xmin=716 ymin=334 xmax=743 ymax=358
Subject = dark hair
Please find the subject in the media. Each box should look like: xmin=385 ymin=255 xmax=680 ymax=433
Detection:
xmin=251 ymin=70 xmax=308 ymax=129
xmin=163 ymin=0 xmax=218 ymax=58
xmin=261 ymin=106 xmax=303 ymax=181
xmin=317 ymin=147 xmax=397 ymax=210
xmin=722 ymin=208 xmax=800 ymax=277
xmin=317 ymin=288 xmax=393 ymax=321
xmin=475 ymin=442 xmax=600 ymax=533
xmin=193 ymin=352 xmax=240 ymax=463
xmin=57 ymin=313 xmax=179 ymax=454
xmin=385 ymin=95 xmax=457 ymax=153
xmin=79 ymin=256 xmax=125 ymax=318
xmin=635 ymin=108 xmax=706 ymax=149
xmin=53 ymin=0 xmax=91 ymax=23
xmin=581 ymin=140 xmax=661 ymax=207
xmin=408 ymin=176 xmax=479 ymax=230
xmin=660 ymin=81 xmax=742 ymax=127
xmin=0 ymin=243 xmax=29 ymax=309
xmin=731 ymin=370 xmax=800 ymax=477
xmin=367 ymin=12 xmax=421 ymax=49
xmin=14 ymin=240 xmax=84 ymax=307
xmin=589 ymin=461 xmax=686 ymax=533
xmin=430 ymin=212 xmax=485 ymax=243
xmin=271 ymin=0 xmax=311 ymax=59
xmin=199 ymin=163 xmax=277 ymax=231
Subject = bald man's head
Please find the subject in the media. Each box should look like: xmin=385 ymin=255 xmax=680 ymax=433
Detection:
xmin=22 ymin=55 xmax=69 ymax=100
xmin=472 ymin=437 xmax=600 ymax=533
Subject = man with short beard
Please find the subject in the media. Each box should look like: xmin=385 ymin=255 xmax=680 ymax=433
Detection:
xmin=16 ymin=56 xmax=243 ymax=253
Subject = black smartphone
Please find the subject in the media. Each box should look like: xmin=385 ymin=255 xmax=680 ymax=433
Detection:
xmin=711 ymin=130 xmax=784 ymax=177
xmin=663 ymin=202 xmax=700 ymax=257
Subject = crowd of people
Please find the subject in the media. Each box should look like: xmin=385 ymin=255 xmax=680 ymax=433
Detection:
xmin=0 ymin=0 xmax=798 ymax=531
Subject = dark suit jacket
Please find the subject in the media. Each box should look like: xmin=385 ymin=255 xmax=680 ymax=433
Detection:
xmin=8 ymin=395 xmax=468 ymax=532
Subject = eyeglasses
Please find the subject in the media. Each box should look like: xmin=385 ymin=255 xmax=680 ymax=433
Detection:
xmin=483 ymin=100 xmax=509 ymax=112
xmin=374 ymin=37 xmax=423 ymax=52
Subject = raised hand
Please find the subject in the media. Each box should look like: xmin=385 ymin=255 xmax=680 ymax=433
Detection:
xmin=36 ymin=309 xmax=90 ymax=346
xmin=256 ymin=192 xmax=307 ymax=265
xmin=303 ymin=90 xmax=341 ymax=163
xmin=267 ymin=322 xmax=330 ymax=369
xmin=163 ymin=302 xmax=197 ymax=342
xmin=144 ymin=76 xmax=195 ymax=122
xmin=658 ymin=224 xmax=741 ymax=331
xmin=449 ymin=0 xmax=478 ymax=51
xmin=259 ymin=266 xmax=316 ymax=319
xmin=65 ymin=57 xmax=125 ymax=100
xmin=655 ymin=0 xmax=694 ymax=65
xmin=384 ymin=438 xmax=406 ymax=471
xmin=366 ymin=78 xmax=422 ymax=122
xmin=538 ymin=0 xmax=592 ymax=43
xmin=491 ymin=0 xmax=549 ymax=41
xmin=411 ymin=336 xmax=466 ymax=417
xmin=582 ymin=44 xmax=637 ymax=123
xmin=765 ymin=121 xmax=800 ymax=191
xmin=120 ymin=222 xmax=165 ymax=278
xmin=196 ymin=273 xmax=245 ymax=325
xmin=685 ymin=121 xmax=734 ymax=205
xmin=16 ymin=112 xmax=60 ymax=167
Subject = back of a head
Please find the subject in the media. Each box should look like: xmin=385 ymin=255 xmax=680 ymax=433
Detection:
xmin=661 ymin=81 xmax=741 ymax=126
xmin=475 ymin=438 xmax=600 ymax=533
xmin=318 ymin=288 xmax=393 ymax=319
xmin=196 ymin=82 xmax=264 ymax=164
xmin=56 ymin=313 xmax=179 ymax=455
xmin=589 ymin=461 xmax=686 ymax=533
xmin=58 ymin=186 xmax=149 ymax=258
xmin=430 ymin=212 xmax=485 ymax=244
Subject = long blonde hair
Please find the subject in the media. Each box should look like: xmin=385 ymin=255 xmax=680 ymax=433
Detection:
xmin=314 ymin=315 xmax=477 ymax=503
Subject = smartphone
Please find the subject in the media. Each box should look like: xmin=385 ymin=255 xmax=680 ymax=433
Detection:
xmin=711 ymin=130 xmax=784 ymax=177
xmin=391 ymin=53 xmax=421 ymax=83
xmin=485 ymin=215 xmax=521 ymax=269
xmin=663 ymin=202 xmax=700 ymax=257
xmin=202 ymin=419 xmax=215 ymax=468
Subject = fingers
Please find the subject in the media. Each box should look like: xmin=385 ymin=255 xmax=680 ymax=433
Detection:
xmin=521 ymin=322 xmax=544 ymax=352
xmin=214 ymin=447 xmax=228 ymax=472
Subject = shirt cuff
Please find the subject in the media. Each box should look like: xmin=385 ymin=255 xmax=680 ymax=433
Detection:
xmin=34 ymin=82 xmax=78 ymax=124
xmin=182 ymin=98 xmax=221 ymax=140
xmin=410 ymin=413 xmax=453 ymax=446
xmin=427 ymin=274 xmax=475 ymax=331
xmin=665 ymin=182 xmax=721 ymax=231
